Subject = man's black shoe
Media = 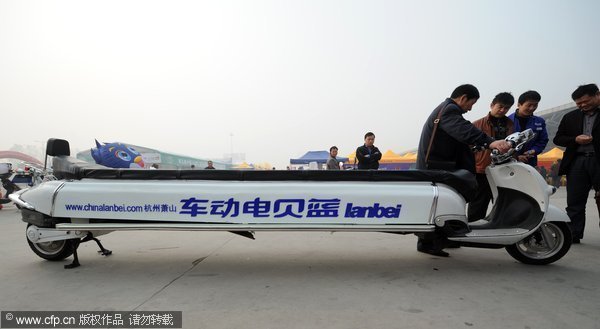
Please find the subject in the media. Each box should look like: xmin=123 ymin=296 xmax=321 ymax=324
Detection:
xmin=572 ymin=238 xmax=581 ymax=244
xmin=417 ymin=246 xmax=450 ymax=257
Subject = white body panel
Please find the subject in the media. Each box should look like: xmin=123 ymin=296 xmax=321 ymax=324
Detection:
xmin=12 ymin=181 xmax=64 ymax=213
xmin=20 ymin=180 xmax=463 ymax=226
xmin=433 ymin=186 xmax=469 ymax=225
xmin=487 ymin=160 xmax=550 ymax=210
xmin=447 ymin=161 xmax=562 ymax=245
xmin=545 ymin=204 xmax=570 ymax=223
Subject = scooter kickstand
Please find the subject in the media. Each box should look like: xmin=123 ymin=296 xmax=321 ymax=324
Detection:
xmin=64 ymin=239 xmax=82 ymax=269
xmin=64 ymin=234 xmax=112 ymax=269
xmin=81 ymin=233 xmax=112 ymax=256
xmin=93 ymin=237 xmax=112 ymax=256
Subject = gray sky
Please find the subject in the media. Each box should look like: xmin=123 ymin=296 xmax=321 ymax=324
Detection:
xmin=1 ymin=0 xmax=599 ymax=168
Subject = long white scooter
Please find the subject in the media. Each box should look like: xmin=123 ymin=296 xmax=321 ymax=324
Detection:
xmin=10 ymin=129 xmax=571 ymax=268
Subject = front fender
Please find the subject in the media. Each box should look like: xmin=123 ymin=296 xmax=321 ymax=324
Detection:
xmin=544 ymin=204 xmax=570 ymax=223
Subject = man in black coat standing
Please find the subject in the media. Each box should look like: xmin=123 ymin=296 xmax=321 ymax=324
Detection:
xmin=415 ymin=84 xmax=512 ymax=256
xmin=553 ymin=83 xmax=600 ymax=244
xmin=356 ymin=132 xmax=382 ymax=170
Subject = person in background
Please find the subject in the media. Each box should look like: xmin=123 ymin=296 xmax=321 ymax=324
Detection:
xmin=553 ymin=83 xmax=600 ymax=244
xmin=468 ymin=92 xmax=515 ymax=222
xmin=205 ymin=160 xmax=215 ymax=169
xmin=550 ymin=159 xmax=561 ymax=188
xmin=416 ymin=84 xmax=512 ymax=257
xmin=538 ymin=165 xmax=548 ymax=182
xmin=326 ymin=146 xmax=342 ymax=170
xmin=355 ymin=132 xmax=381 ymax=170
xmin=507 ymin=90 xmax=549 ymax=166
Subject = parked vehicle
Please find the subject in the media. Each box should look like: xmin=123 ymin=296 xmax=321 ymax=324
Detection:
xmin=10 ymin=130 xmax=571 ymax=268
xmin=1 ymin=162 xmax=51 ymax=205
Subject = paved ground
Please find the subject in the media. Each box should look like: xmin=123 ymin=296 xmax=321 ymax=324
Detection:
xmin=1 ymin=188 xmax=599 ymax=329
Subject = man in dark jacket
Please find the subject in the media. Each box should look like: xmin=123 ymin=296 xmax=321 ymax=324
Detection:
xmin=356 ymin=132 xmax=381 ymax=170
xmin=415 ymin=84 xmax=512 ymax=256
xmin=553 ymin=83 xmax=600 ymax=244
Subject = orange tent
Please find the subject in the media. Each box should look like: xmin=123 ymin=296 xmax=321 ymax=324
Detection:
xmin=538 ymin=147 xmax=564 ymax=161
xmin=232 ymin=162 xmax=254 ymax=169
xmin=399 ymin=152 xmax=417 ymax=162
xmin=380 ymin=150 xmax=404 ymax=163
xmin=537 ymin=147 xmax=564 ymax=171
xmin=346 ymin=152 xmax=356 ymax=163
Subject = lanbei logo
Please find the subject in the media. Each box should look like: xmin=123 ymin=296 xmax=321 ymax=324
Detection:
xmin=344 ymin=203 xmax=402 ymax=218
xmin=177 ymin=197 xmax=402 ymax=219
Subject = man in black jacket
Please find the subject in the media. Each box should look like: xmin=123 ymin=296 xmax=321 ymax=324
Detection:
xmin=356 ymin=132 xmax=382 ymax=170
xmin=553 ymin=83 xmax=600 ymax=244
xmin=415 ymin=84 xmax=512 ymax=256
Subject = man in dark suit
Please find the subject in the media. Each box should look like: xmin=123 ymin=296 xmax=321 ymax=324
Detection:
xmin=415 ymin=84 xmax=512 ymax=256
xmin=553 ymin=83 xmax=600 ymax=244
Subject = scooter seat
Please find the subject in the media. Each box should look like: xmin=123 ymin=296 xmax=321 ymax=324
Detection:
xmin=51 ymin=156 xmax=477 ymax=201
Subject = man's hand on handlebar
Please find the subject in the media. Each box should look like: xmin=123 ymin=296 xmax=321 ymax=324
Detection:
xmin=489 ymin=140 xmax=512 ymax=153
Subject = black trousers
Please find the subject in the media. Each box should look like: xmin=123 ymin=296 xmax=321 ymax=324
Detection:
xmin=467 ymin=173 xmax=492 ymax=222
xmin=566 ymin=155 xmax=600 ymax=240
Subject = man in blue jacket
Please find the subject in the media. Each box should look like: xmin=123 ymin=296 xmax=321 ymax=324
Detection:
xmin=507 ymin=90 xmax=549 ymax=166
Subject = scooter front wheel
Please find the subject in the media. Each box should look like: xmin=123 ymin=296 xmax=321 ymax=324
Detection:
xmin=505 ymin=222 xmax=571 ymax=265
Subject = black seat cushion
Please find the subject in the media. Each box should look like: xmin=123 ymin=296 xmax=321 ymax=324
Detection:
xmin=52 ymin=156 xmax=477 ymax=201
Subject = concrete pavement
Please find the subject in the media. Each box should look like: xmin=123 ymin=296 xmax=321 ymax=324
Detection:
xmin=0 ymin=188 xmax=599 ymax=329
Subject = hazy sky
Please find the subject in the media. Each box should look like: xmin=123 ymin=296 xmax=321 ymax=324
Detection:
xmin=1 ymin=0 xmax=599 ymax=168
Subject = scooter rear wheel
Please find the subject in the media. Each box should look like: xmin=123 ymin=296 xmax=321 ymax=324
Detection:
xmin=26 ymin=225 xmax=76 ymax=261
xmin=505 ymin=222 xmax=571 ymax=265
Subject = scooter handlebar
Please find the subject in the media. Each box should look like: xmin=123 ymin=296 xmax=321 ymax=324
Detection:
xmin=491 ymin=129 xmax=536 ymax=165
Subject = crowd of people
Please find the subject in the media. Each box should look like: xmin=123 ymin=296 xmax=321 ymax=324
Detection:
xmin=415 ymin=83 xmax=599 ymax=256
xmin=328 ymin=83 xmax=599 ymax=257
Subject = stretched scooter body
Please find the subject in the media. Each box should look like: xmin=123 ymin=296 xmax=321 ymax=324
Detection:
xmin=11 ymin=130 xmax=571 ymax=267
xmin=13 ymin=169 xmax=474 ymax=268
xmin=11 ymin=147 xmax=475 ymax=268
xmin=14 ymin=173 xmax=467 ymax=230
